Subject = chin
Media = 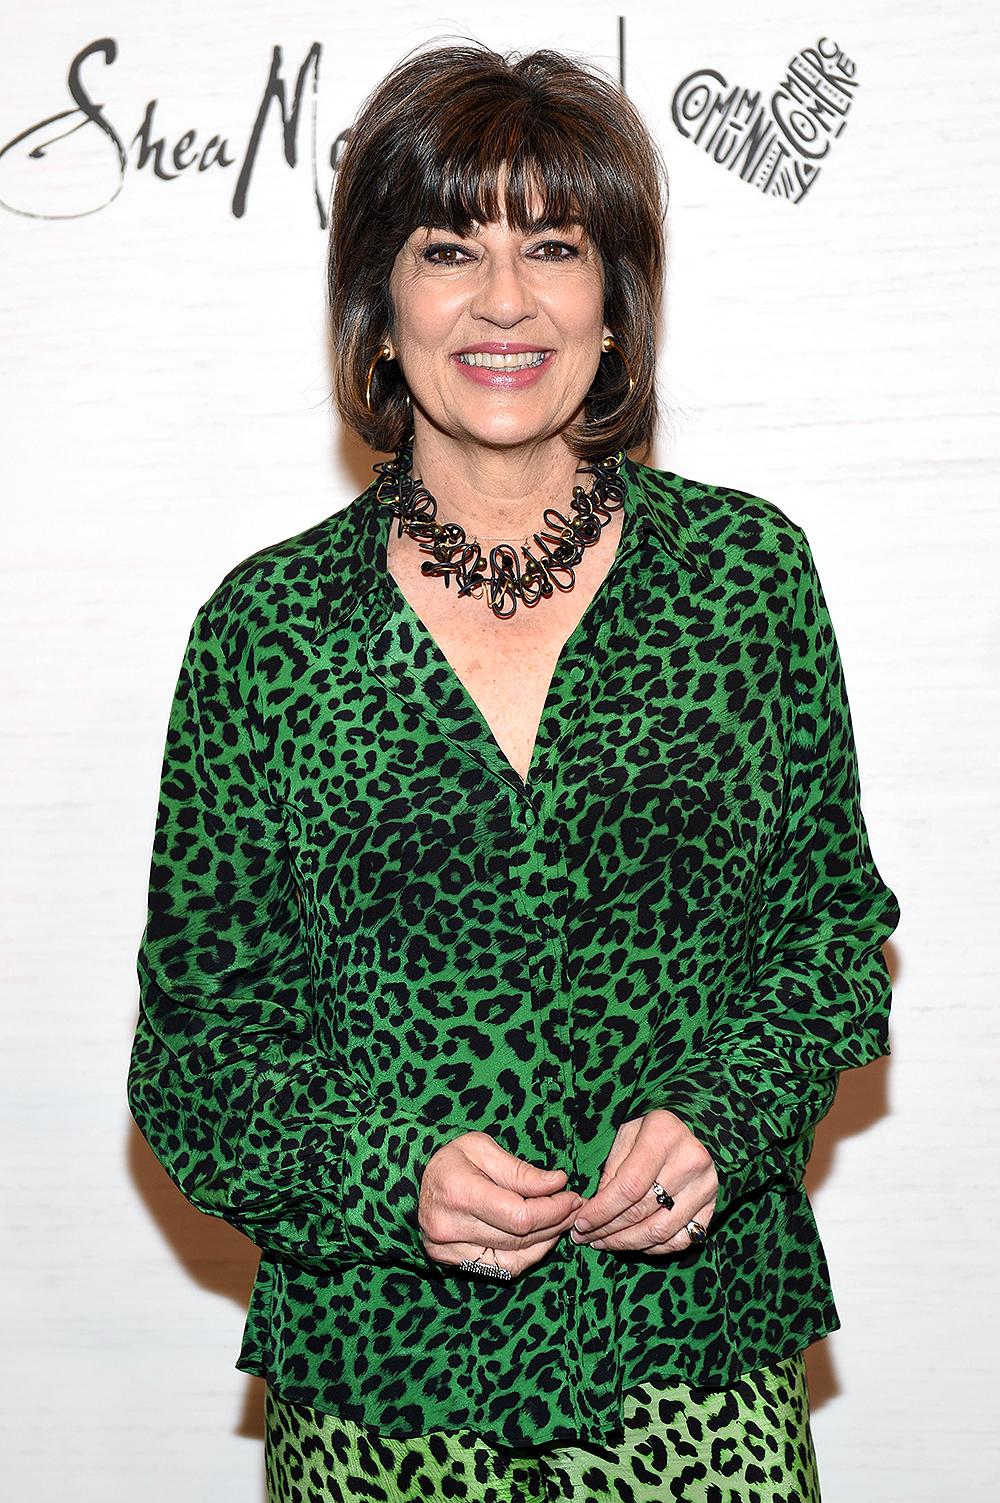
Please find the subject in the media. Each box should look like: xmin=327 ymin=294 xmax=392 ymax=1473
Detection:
xmin=452 ymin=408 xmax=574 ymax=452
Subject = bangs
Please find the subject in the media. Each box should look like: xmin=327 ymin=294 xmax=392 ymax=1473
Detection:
xmin=347 ymin=48 xmax=660 ymax=258
xmin=407 ymin=117 xmax=599 ymax=237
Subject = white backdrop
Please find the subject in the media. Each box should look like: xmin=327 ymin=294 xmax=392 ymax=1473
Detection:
xmin=2 ymin=2 xmax=998 ymax=1499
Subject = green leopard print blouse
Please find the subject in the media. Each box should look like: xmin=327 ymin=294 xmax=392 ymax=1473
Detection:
xmin=129 ymin=460 xmax=897 ymax=1449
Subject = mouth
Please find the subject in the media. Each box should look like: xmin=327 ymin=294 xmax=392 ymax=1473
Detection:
xmin=450 ymin=342 xmax=553 ymax=391
xmin=455 ymin=350 xmax=548 ymax=371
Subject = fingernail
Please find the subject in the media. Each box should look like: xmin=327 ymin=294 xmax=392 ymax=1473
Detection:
xmin=570 ymin=1230 xmax=581 ymax=1244
xmin=591 ymin=1239 xmax=607 ymax=1249
xmin=574 ymin=1218 xmax=591 ymax=1232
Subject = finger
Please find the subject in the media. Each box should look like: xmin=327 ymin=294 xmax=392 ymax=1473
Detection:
xmin=419 ymin=1145 xmax=582 ymax=1250
xmin=425 ymin=1232 xmax=563 ymax=1277
xmin=587 ymin=1208 xmax=678 ymax=1251
xmin=576 ymin=1180 xmax=680 ymax=1244
xmin=578 ymin=1144 xmax=716 ymax=1243
xmin=572 ymin=1193 xmax=652 ymax=1244
xmin=574 ymin=1136 xmax=664 ymax=1234
xmin=620 ymin=1202 xmax=715 ymax=1257
xmin=592 ymin=1118 xmax=641 ymax=1186
xmin=576 ymin=1111 xmax=703 ymax=1234
xmin=574 ymin=1163 xmax=657 ymax=1232
xmin=585 ymin=1187 xmax=716 ymax=1252
xmin=451 ymin=1181 xmax=583 ymax=1245
xmin=452 ymin=1145 xmax=581 ymax=1227
xmin=469 ymin=1137 xmax=572 ymax=1199
xmin=656 ymin=1200 xmax=716 ymax=1254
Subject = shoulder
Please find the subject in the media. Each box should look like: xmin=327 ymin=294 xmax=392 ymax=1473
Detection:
xmin=196 ymin=488 xmax=378 ymax=647
xmin=630 ymin=462 xmax=813 ymax=580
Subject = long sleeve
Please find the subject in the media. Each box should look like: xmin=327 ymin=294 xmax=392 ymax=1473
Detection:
xmin=629 ymin=541 xmax=898 ymax=1212
xmin=128 ymin=610 xmax=452 ymax=1273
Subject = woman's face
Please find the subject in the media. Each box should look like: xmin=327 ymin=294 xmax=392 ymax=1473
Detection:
xmin=388 ymin=210 xmax=606 ymax=454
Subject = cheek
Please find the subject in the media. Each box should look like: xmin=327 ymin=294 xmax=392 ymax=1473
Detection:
xmin=557 ymin=283 xmax=606 ymax=384
xmin=554 ymin=275 xmax=605 ymax=344
xmin=390 ymin=280 xmax=457 ymax=363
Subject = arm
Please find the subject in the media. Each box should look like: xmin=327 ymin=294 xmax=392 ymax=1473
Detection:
xmin=630 ymin=540 xmax=898 ymax=1215
xmin=128 ymin=610 xmax=452 ymax=1273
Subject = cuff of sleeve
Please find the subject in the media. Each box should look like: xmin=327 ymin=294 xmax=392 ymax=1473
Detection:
xmin=339 ymin=1109 xmax=461 ymax=1271
xmin=629 ymin=1067 xmax=836 ymax=1215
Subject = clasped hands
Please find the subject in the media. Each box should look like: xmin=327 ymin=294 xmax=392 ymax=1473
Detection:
xmin=418 ymin=1109 xmax=718 ymax=1278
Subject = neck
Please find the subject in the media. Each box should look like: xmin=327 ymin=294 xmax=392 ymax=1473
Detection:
xmin=408 ymin=425 xmax=586 ymax=538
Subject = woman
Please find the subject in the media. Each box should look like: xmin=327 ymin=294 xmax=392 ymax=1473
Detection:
xmin=129 ymin=44 xmax=897 ymax=1503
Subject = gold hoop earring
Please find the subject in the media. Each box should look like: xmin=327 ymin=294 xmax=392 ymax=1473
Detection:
xmin=365 ymin=344 xmax=393 ymax=414
xmin=601 ymin=334 xmax=635 ymax=394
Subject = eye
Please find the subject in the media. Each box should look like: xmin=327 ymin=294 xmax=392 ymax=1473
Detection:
xmin=422 ymin=242 xmax=475 ymax=265
xmin=529 ymin=239 xmax=580 ymax=261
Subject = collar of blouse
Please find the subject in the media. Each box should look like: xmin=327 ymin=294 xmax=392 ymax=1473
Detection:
xmin=313 ymin=458 xmax=711 ymax=641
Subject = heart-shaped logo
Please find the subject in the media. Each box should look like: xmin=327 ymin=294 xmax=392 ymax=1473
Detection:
xmin=671 ymin=38 xmax=858 ymax=202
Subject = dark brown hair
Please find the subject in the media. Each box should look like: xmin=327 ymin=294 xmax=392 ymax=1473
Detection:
xmin=328 ymin=44 xmax=666 ymax=457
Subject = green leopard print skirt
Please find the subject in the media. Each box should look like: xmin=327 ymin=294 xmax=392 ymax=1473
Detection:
xmin=265 ymin=1353 xmax=820 ymax=1503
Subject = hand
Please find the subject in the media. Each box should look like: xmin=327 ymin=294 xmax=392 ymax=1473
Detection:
xmin=571 ymin=1110 xmax=718 ymax=1255
xmin=419 ymin=1131 xmax=583 ymax=1277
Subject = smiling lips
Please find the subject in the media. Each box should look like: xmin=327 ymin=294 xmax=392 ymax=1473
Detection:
xmin=452 ymin=343 xmax=551 ymax=388
xmin=458 ymin=350 xmax=545 ymax=369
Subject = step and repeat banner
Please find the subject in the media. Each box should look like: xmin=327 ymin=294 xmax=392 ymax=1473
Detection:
xmin=2 ymin=3 xmax=997 ymax=1500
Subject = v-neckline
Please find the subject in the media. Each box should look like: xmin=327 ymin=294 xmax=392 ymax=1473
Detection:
xmin=376 ymin=503 xmax=637 ymax=790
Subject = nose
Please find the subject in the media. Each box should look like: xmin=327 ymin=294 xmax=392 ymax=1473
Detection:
xmin=469 ymin=250 xmax=537 ymax=328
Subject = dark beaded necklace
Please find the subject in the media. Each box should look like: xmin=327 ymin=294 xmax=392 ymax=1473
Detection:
xmin=374 ymin=449 xmax=627 ymax=619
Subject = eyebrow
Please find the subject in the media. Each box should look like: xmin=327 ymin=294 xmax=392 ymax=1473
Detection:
xmin=525 ymin=218 xmax=585 ymax=234
xmin=413 ymin=218 xmax=585 ymax=238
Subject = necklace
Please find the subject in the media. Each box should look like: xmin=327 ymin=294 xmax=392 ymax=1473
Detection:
xmin=373 ymin=450 xmax=627 ymax=619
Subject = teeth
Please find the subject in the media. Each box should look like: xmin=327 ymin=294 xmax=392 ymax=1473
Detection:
xmin=457 ymin=351 xmax=546 ymax=369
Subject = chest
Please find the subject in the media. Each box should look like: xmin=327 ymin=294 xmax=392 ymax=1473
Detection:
xmin=253 ymin=561 xmax=792 ymax=981
xmin=255 ymin=528 xmax=796 ymax=898
xmin=385 ymin=516 xmax=624 ymax=780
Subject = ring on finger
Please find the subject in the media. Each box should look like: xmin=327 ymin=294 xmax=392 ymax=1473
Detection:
xmin=651 ymin=1180 xmax=675 ymax=1210
xmin=458 ymin=1246 xmax=513 ymax=1282
xmin=685 ymin=1220 xmax=708 ymax=1247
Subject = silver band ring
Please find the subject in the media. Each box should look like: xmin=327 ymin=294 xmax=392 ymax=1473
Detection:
xmin=685 ymin=1220 xmax=708 ymax=1246
xmin=458 ymin=1248 xmax=513 ymax=1282
xmin=652 ymin=1181 xmax=675 ymax=1210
